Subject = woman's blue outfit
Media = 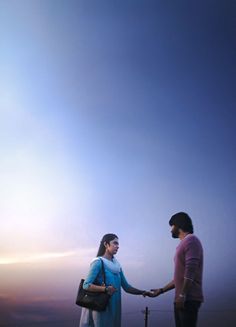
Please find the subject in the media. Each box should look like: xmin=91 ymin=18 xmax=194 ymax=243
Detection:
xmin=79 ymin=256 xmax=132 ymax=327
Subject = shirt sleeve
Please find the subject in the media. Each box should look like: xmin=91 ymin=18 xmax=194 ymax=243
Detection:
xmin=120 ymin=269 xmax=132 ymax=292
xmin=83 ymin=259 xmax=102 ymax=289
xmin=184 ymin=238 xmax=202 ymax=281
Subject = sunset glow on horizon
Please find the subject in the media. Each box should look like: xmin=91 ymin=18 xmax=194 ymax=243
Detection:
xmin=0 ymin=250 xmax=78 ymax=265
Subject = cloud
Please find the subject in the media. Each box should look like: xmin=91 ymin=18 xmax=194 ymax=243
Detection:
xmin=0 ymin=248 xmax=96 ymax=265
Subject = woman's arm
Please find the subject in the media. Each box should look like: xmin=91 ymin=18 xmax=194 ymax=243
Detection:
xmin=120 ymin=269 xmax=145 ymax=295
xmin=83 ymin=259 xmax=116 ymax=295
xmin=87 ymin=283 xmax=116 ymax=295
xmin=87 ymin=283 xmax=106 ymax=293
xmin=83 ymin=259 xmax=104 ymax=292
xmin=125 ymin=286 xmax=146 ymax=295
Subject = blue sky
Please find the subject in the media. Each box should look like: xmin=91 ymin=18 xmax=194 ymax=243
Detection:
xmin=0 ymin=1 xmax=236 ymax=326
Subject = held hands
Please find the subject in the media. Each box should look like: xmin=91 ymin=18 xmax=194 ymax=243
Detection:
xmin=142 ymin=291 xmax=154 ymax=297
xmin=142 ymin=288 xmax=164 ymax=297
xmin=150 ymin=288 xmax=164 ymax=297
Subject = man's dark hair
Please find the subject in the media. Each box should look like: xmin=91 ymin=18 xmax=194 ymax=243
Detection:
xmin=169 ymin=212 xmax=194 ymax=233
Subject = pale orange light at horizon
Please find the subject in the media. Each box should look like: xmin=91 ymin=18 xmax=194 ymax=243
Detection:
xmin=0 ymin=247 xmax=97 ymax=265
xmin=0 ymin=250 xmax=78 ymax=265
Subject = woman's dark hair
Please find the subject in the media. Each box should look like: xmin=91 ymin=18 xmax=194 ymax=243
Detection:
xmin=169 ymin=212 xmax=194 ymax=233
xmin=97 ymin=233 xmax=118 ymax=257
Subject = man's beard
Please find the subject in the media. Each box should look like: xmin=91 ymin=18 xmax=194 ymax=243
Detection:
xmin=171 ymin=226 xmax=180 ymax=238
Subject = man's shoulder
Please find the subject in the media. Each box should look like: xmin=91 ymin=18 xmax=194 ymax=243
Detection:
xmin=185 ymin=234 xmax=200 ymax=241
xmin=184 ymin=234 xmax=203 ymax=249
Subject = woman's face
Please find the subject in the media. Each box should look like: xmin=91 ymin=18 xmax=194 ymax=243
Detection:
xmin=105 ymin=238 xmax=119 ymax=256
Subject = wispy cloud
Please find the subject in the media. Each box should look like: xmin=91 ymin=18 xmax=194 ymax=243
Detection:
xmin=0 ymin=248 xmax=96 ymax=265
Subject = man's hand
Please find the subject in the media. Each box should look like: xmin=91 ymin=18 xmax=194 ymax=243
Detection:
xmin=142 ymin=291 xmax=156 ymax=297
xmin=148 ymin=288 xmax=163 ymax=297
xmin=175 ymin=294 xmax=185 ymax=310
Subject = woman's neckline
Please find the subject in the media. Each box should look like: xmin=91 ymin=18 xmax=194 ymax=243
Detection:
xmin=101 ymin=255 xmax=114 ymax=262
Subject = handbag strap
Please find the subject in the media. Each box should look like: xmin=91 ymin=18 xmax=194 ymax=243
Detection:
xmin=100 ymin=258 xmax=106 ymax=285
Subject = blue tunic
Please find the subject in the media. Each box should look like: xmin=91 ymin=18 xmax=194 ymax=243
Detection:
xmin=79 ymin=257 xmax=131 ymax=327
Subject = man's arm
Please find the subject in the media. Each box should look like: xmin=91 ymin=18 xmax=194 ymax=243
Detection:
xmin=175 ymin=278 xmax=193 ymax=309
xmin=149 ymin=280 xmax=175 ymax=297
xmin=179 ymin=277 xmax=193 ymax=296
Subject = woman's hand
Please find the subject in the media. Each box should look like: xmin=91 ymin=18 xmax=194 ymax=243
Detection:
xmin=142 ymin=291 xmax=153 ymax=297
xmin=106 ymin=285 xmax=117 ymax=296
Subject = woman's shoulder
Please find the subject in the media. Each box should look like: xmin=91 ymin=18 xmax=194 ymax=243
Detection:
xmin=90 ymin=257 xmax=102 ymax=267
xmin=91 ymin=257 xmax=101 ymax=262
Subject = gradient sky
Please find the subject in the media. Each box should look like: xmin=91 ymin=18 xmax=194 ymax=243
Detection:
xmin=0 ymin=1 xmax=236 ymax=326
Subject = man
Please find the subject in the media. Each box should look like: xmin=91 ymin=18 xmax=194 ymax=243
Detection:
xmin=150 ymin=212 xmax=204 ymax=327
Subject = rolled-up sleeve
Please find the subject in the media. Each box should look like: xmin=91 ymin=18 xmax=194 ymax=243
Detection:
xmin=83 ymin=259 xmax=101 ymax=290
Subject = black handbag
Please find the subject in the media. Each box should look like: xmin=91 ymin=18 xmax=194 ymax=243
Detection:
xmin=75 ymin=258 xmax=110 ymax=311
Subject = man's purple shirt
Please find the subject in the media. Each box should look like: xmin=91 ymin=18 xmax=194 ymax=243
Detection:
xmin=174 ymin=234 xmax=204 ymax=302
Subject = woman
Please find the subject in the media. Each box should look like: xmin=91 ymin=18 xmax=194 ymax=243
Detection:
xmin=79 ymin=233 xmax=148 ymax=327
